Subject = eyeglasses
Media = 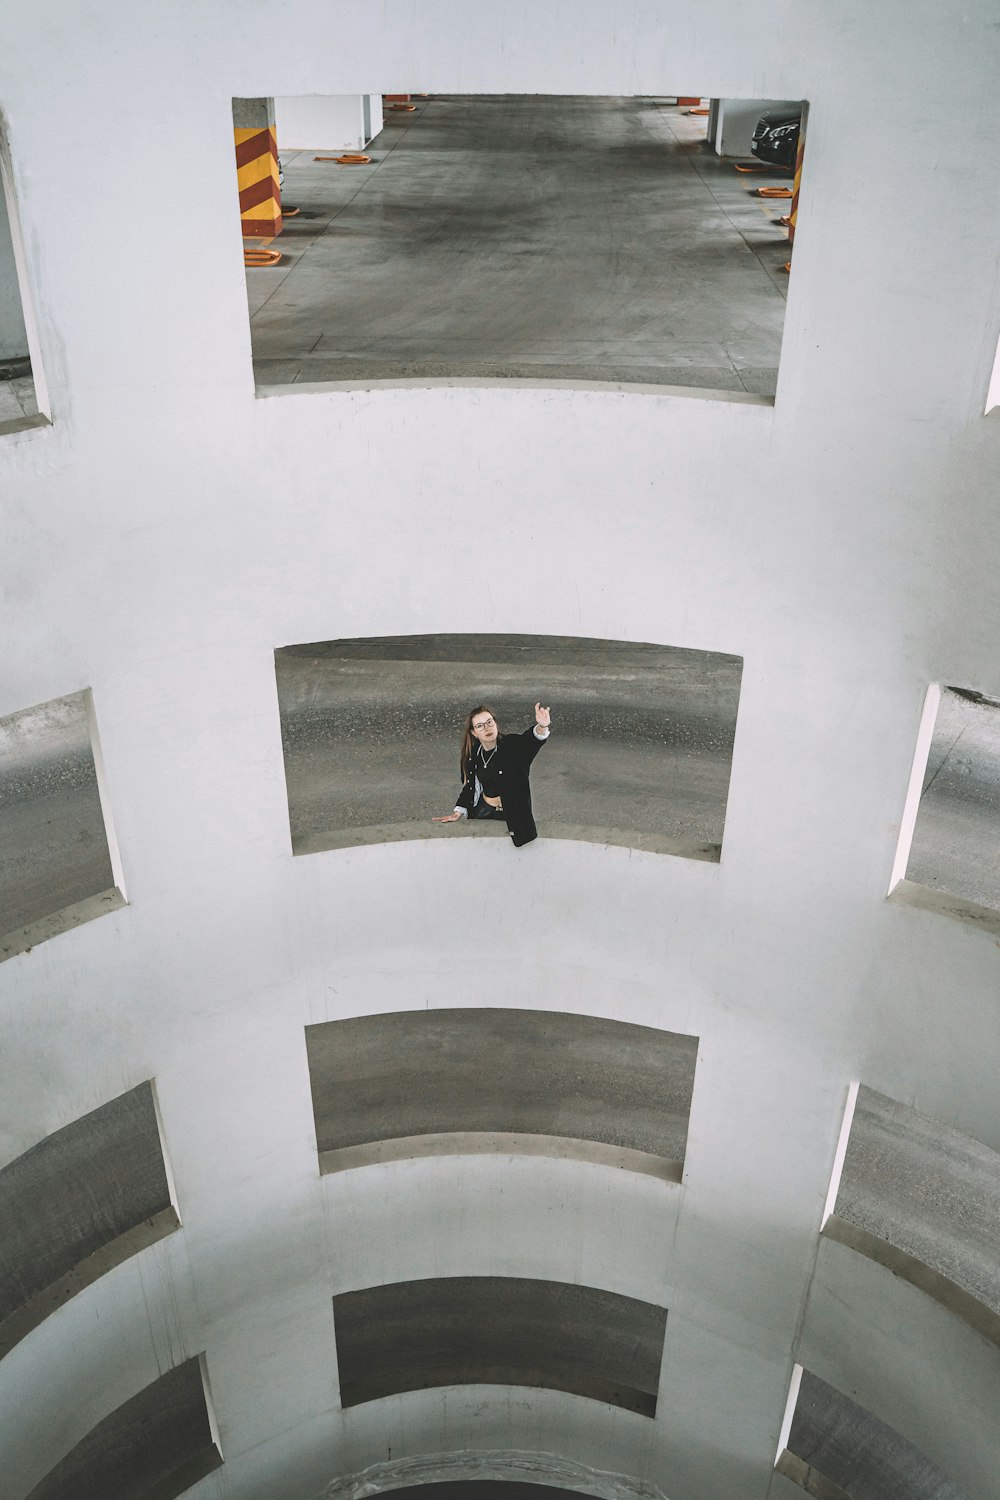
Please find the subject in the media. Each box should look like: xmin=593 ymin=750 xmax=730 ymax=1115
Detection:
xmin=472 ymin=717 xmax=496 ymax=730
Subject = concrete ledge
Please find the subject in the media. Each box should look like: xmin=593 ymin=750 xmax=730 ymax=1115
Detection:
xmin=319 ymin=1132 xmax=682 ymax=1180
xmin=821 ymin=1215 xmax=1000 ymax=1350
xmin=293 ymin=821 xmax=721 ymax=859
xmin=0 ymin=885 xmax=127 ymax=964
xmin=888 ymin=877 xmax=1000 ymax=940
xmin=0 ymin=410 xmax=50 ymax=437
xmin=256 ymin=377 xmax=775 ymax=405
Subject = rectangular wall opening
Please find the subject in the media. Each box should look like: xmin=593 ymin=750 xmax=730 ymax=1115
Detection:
xmin=889 ymin=684 xmax=1000 ymax=936
xmin=0 ymin=688 xmax=126 ymax=962
xmin=274 ymin=633 xmax=743 ymax=858
xmin=0 ymin=117 xmax=49 ymax=435
xmin=237 ymin=93 xmax=806 ymax=402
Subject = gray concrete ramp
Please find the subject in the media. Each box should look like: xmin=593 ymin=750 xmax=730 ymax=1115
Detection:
xmin=306 ymin=1007 xmax=697 ymax=1178
xmin=333 ymin=1276 xmax=667 ymax=1415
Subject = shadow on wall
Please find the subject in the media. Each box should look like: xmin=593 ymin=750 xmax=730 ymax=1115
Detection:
xmin=274 ymin=633 xmax=743 ymax=857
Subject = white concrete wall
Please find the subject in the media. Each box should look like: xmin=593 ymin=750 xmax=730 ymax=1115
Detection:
xmin=714 ymin=97 xmax=803 ymax=158
xmin=275 ymin=94 xmax=373 ymax=152
xmin=1 ymin=5 xmax=1000 ymax=1500
xmin=364 ymin=92 xmax=384 ymax=142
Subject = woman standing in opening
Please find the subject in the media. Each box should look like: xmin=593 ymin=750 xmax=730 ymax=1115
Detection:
xmin=432 ymin=702 xmax=552 ymax=847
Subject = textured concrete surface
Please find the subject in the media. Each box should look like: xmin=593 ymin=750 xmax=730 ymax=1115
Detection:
xmin=26 ymin=1355 xmax=222 ymax=1500
xmin=306 ymin=1008 xmax=697 ymax=1177
xmin=333 ymin=1277 xmax=666 ymax=1415
xmin=778 ymin=1368 xmax=968 ymax=1500
xmin=374 ymin=1486 xmax=606 ymax=1500
xmin=904 ymin=688 xmax=1000 ymax=921
xmin=0 ymin=1081 xmax=178 ymax=1358
xmin=248 ymin=96 xmax=790 ymax=393
xmin=276 ymin=634 xmax=741 ymax=856
xmin=824 ymin=1085 xmax=1000 ymax=1346
xmin=325 ymin=1450 xmax=669 ymax=1500
xmin=0 ymin=690 xmax=118 ymax=957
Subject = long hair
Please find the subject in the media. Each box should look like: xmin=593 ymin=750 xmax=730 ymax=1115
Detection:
xmin=460 ymin=704 xmax=499 ymax=781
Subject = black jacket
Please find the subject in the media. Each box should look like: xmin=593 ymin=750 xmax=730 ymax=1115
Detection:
xmin=456 ymin=726 xmax=548 ymax=846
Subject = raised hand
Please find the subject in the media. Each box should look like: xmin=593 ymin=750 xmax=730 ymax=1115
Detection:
xmin=534 ymin=702 xmax=551 ymax=728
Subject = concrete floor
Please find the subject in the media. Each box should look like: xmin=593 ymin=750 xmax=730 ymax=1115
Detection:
xmin=248 ymin=96 xmax=791 ymax=393
xmin=0 ymin=369 xmax=38 ymax=429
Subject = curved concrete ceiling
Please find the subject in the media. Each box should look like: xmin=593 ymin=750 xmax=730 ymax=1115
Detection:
xmin=305 ymin=1008 xmax=697 ymax=1176
xmin=2 ymin=9 xmax=1000 ymax=1500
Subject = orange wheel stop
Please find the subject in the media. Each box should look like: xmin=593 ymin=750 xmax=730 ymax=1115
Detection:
xmin=314 ymin=154 xmax=371 ymax=164
xmin=244 ymin=246 xmax=282 ymax=267
xmin=734 ymin=162 xmax=772 ymax=173
xmin=756 ymin=185 xmax=793 ymax=198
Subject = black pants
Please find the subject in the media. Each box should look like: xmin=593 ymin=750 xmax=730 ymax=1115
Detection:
xmin=469 ymin=800 xmax=505 ymax=821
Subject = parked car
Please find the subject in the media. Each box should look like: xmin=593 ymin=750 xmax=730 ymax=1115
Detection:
xmin=750 ymin=109 xmax=801 ymax=171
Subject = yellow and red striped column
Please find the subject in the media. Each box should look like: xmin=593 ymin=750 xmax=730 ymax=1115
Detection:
xmin=233 ymin=97 xmax=282 ymax=239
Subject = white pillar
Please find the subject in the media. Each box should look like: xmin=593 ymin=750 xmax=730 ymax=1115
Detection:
xmin=274 ymin=95 xmax=383 ymax=152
